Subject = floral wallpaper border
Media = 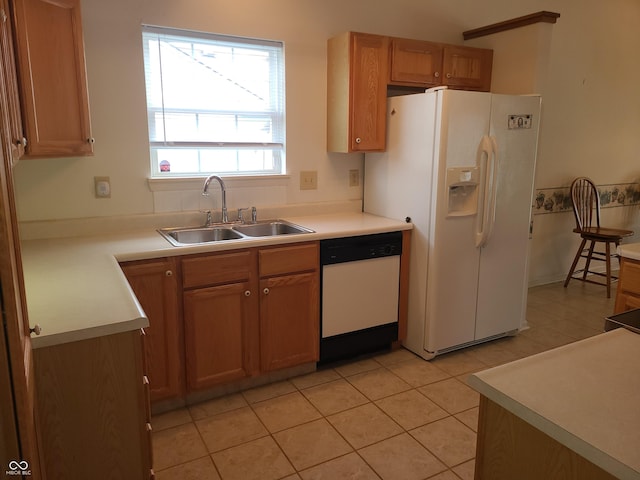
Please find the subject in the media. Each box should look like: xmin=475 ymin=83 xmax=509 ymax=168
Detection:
xmin=532 ymin=182 xmax=640 ymax=215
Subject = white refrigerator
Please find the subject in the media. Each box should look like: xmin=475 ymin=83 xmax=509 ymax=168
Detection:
xmin=364 ymin=87 xmax=541 ymax=358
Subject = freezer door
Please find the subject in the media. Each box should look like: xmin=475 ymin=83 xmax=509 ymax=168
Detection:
xmin=424 ymin=90 xmax=491 ymax=353
xmin=364 ymin=93 xmax=438 ymax=357
xmin=475 ymin=94 xmax=541 ymax=340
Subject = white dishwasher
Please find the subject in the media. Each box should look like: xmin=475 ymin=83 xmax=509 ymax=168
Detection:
xmin=319 ymin=231 xmax=402 ymax=363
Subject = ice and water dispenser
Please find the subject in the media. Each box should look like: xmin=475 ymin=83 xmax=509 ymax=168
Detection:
xmin=446 ymin=166 xmax=479 ymax=216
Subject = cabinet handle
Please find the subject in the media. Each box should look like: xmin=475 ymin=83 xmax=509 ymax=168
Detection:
xmin=146 ymin=422 xmax=152 ymax=432
xmin=29 ymin=324 xmax=42 ymax=336
xmin=142 ymin=375 xmax=150 ymax=385
xmin=434 ymin=72 xmax=440 ymax=78
xmin=355 ymin=137 xmax=362 ymax=144
xmin=263 ymin=287 xmax=270 ymax=295
xmin=244 ymin=290 xmax=251 ymax=297
xmin=165 ymin=270 xmax=173 ymax=277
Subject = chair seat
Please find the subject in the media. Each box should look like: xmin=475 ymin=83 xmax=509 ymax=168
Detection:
xmin=573 ymin=226 xmax=634 ymax=241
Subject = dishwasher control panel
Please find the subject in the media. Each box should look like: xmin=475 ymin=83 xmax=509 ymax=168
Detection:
xmin=320 ymin=231 xmax=403 ymax=264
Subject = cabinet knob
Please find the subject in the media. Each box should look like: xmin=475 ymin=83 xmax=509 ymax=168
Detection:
xmin=434 ymin=72 xmax=440 ymax=78
xmin=446 ymin=73 xmax=452 ymax=79
xmin=355 ymin=137 xmax=362 ymax=144
xmin=15 ymin=138 xmax=27 ymax=147
xmin=263 ymin=287 xmax=270 ymax=295
xmin=244 ymin=290 xmax=251 ymax=297
xmin=87 ymin=137 xmax=95 ymax=144
xmin=29 ymin=324 xmax=42 ymax=336
xmin=165 ymin=270 xmax=173 ymax=277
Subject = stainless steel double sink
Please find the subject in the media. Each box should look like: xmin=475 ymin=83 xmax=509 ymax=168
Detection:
xmin=158 ymin=219 xmax=314 ymax=247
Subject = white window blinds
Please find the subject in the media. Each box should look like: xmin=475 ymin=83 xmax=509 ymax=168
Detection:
xmin=142 ymin=26 xmax=285 ymax=176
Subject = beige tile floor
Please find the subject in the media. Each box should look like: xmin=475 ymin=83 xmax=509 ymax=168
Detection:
xmin=152 ymin=280 xmax=616 ymax=480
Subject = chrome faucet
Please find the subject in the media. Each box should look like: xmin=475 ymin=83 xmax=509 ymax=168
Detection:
xmin=202 ymin=175 xmax=228 ymax=225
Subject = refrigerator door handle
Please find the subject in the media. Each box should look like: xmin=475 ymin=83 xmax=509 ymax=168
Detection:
xmin=474 ymin=135 xmax=498 ymax=248
xmin=485 ymin=136 xmax=499 ymax=244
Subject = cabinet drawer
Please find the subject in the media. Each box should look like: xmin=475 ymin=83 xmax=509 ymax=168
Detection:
xmin=182 ymin=250 xmax=254 ymax=288
xmin=259 ymin=242 xmax=319 ymax=277
xmin=619 ymin=258 xmax=640 ymax=296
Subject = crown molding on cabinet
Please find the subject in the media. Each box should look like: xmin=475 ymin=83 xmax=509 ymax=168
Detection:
xmin=463 ymin=11 xmax=561 ymax=41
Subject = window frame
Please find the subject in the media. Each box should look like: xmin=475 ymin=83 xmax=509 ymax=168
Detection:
xmin=141 ymin=25 xmax=286 ymax=178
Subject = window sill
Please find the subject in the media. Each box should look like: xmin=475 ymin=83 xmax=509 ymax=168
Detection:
xmin=147 ymin=174 xmax=291 ymax=192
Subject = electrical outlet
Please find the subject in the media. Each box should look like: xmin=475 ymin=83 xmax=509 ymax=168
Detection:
xmin=300 ymin=171 xmax=318 ymax=190
xmin=94 ymin=176 xmax=111 ymax=198
xmin=349 ymin=169 xmax=359 ymax=187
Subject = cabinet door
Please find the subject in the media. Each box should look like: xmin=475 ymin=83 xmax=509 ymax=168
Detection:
xmin=121 ymin=258 xmax=182 ymax=402
xmin=389 ymin=38 xmax=443 ymax=87
xmin=260 ymin=271 xmax=319 ymax=372
xmin=442 ymin=45 xmax=493 ymax=92
xmin=184 ymin=281 xmax=259 ymax=390
xmin=12 ymin=0 xmax=93 ymax=157
xmin=350 ymin=33 xmax=388 ymax=152
xmin=0 ymin=0 xmax=25 ymax=163
xmin=614 ymin=258 xmax=640 ymax=313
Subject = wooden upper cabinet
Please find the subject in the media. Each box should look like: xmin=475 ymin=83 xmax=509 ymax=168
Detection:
xmin=389 ymin=38 xmax=492 ymax=92
xmin=442 ymin=45 xmax=493 ymax=91
xmin=327 ymin=32 xmax=388 ymax=153
xmin=327 ymin=32 xmax=493 ymax=153
xmin=11 ymin=0 xmax=93 ymax=158
xmin=0 ymin=0 xmax=25 ymax=163
xmin=389 ymin=38 xmax=443 ymax=87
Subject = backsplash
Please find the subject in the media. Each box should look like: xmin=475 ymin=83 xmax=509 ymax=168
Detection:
xmin=532 ymin=182 xmax=640 ymax=215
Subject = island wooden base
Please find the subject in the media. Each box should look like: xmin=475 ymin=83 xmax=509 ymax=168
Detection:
xmin=474 ymin=396 xmax=617 ymax=480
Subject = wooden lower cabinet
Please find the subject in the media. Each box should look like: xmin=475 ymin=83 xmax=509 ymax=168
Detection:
xmin=123 ymin=241 xmax=320 ymax=399
xmin=183 ymin=242 xmax=320 ymax=390
xmin=614 ymin=256 xmax=640 ymax=313
xmin=184 ymin=280 xmax=259 ymax=390
xmin=34 ymin=330 xmax=152 ymax=479
xmin=121 ymin=258 xmax=181 ymax=402
xmin=181 ymin=248 xmax=259 ymax=391
xmin=260 ymin=271 xmax=319 ymax=371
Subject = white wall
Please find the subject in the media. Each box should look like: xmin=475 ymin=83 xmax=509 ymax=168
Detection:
xmin=13 ymin=0 xmax=640 ymax=285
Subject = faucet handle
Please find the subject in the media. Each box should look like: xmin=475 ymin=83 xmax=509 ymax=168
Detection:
xmin=237 ymin=207 xmax=249 ymax=223
xmin=204 ymin=210 xmax=213 ymax=227
xmin=251 ymin=206 xmax=257 ymax=223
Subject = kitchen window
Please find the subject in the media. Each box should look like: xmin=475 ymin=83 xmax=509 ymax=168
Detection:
xmin=142 ymin=26 xmax=285 ymax=177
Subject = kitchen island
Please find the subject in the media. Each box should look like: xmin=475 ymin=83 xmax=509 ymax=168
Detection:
xmin=468 ymin=328 xmax=640 ymax=480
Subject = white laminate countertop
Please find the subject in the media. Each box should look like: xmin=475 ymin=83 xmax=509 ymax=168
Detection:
xmin=468 ymin=328 xmax=640 ymax=480
xmin=619 ymin=242 xmax=640 ymax=261
xmin=21 ymin=212 xmax=411 ymax=349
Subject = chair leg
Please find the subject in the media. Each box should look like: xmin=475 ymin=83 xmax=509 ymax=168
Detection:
xmin=564 ymin=237 xmax=587 ymax=288
xmin=582 ymin=240 xmax=596 ymax=281
xmin=605 ymin=242 xmax=612 ymax=298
